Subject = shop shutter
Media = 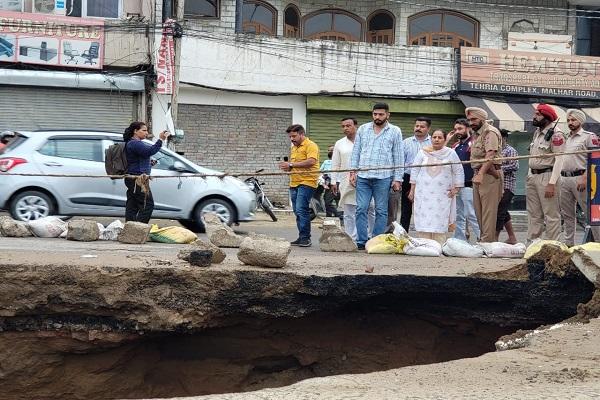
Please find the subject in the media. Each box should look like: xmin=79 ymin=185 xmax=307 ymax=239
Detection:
xmin=0 ymin=87 xmax=136 ymax=132
xmin=307 ymin=111 xmax=461 ymax=164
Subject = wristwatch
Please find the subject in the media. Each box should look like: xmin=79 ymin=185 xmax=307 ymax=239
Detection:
xmin=289 ymin=162 xmax=293 ymax=168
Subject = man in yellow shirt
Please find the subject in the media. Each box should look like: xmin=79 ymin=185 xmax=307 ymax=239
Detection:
xmin=279 ymin=124 xmax=320 ymax=247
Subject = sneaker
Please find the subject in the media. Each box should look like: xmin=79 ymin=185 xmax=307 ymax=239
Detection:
xmin=290 ymin=238 xmax=301 ymax=246
xmin=357 ymin=243 xmax=366 ymax=251
xmin=298 ymin=239 xmax=312 ymax=247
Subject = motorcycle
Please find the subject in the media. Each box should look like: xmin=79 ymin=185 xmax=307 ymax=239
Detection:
xmin=245 ymin=170 xmax=278 ymax=222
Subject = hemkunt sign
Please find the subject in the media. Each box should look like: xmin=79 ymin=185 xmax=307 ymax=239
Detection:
xmin=460 ymin=47 xmax=600 ymax=100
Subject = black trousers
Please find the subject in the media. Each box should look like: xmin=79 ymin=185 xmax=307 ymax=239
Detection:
xmin=323 ymin=187 xmax=340 ymax=217
xmin=125 ymin=177 xmax=154 ymax=223
xmin=400 ymin=173 xmax=412 ymax=232
xmin=496 ymin=189 xmax=514 ymax=232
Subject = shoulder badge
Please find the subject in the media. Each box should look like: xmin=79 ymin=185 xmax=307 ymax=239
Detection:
xmin=552 ymin=133 xmax=565 ymax=147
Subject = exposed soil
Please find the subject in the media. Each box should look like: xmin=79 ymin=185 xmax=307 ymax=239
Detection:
xmin=568 ymin=290 xmax=600 ymax=324
xmin=528 ymin=244 xmax=582 ymax=279
xmin=471 ymin=262 xmax=529 ymax=280
xmin=0 ymin=310 xmax=515 ymax=400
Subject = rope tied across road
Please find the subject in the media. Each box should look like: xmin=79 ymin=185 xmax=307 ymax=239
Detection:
xmin=0 ymin=149 xmax=597 ymax=179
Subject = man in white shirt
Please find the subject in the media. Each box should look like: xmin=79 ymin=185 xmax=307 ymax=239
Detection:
xmin=331 ymin=117 xmax=374 ymax=241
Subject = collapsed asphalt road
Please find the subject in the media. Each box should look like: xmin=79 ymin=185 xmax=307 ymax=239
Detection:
xmin=0 ymin=214 xmax=598 ymax=399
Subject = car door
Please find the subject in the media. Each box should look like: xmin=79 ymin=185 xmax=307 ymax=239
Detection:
xmin=108 ymin=147 xmax=193 ymax=219
xmin=33 ymin=136 xmax=117 ymax=215
xmin=149 ymin=149 xmax=195 ymax=219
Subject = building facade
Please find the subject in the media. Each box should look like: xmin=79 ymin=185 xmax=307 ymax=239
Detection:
xmin=152 ymin=0 xmax=590 ymax=204
xmin=0 ymin=0 xmax=153 ymax=132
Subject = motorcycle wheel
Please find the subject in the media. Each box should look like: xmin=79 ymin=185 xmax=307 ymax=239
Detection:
xmin=261 ymin=199 xmax=278 ymax=222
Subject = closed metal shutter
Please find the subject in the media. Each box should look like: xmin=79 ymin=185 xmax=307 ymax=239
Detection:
xmin=307 ymin=111 xmax=462 ymax=163
xmin=0 ymin=87 xmax=136 ymax=132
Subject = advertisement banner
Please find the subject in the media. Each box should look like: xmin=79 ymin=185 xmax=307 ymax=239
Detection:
xmin=460 ymin=47 xmax=600 ymax=100
xmin=588 ymin=150 xmax=600 ymax=226
xmin=156 ymin=20 xmax=175 ymax=95
xmin=0 ymin=11 xmax=104 ymax=69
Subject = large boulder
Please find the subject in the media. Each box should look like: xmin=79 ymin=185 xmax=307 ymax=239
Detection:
xmin=202 ymin=213 xmax=243 ymax=248
xmin=66 ymin=219 xmax=99 ymax=242
xmin=118 ymin=222 xmax=151 ymax=244
xmin=237 ymin=234 xmax=291 ymax=268
xmin=319 ymin=222 xmax=357 ymax=252
xmin=0 ymin=216 xmax=32 ymax=238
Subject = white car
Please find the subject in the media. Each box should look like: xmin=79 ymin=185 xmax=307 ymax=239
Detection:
xmin=0 ymin=131 xmax=255 ymax=231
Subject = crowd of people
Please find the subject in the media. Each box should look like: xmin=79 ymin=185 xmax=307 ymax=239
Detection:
xmin=280 ymin=102 xmax=599 ymax=250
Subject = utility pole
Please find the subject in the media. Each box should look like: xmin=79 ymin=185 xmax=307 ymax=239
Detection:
xmin=170 ymin=0 xmax=184 ymax=127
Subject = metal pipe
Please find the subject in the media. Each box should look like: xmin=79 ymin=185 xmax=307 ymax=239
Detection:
xmin=162 ymin=0 xmax=173 ymax=22
xmin=235 ymin=0 xmax=243 ymax=33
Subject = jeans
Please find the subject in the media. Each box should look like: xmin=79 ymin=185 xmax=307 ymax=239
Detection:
xmin=356 ymin=176 xmax=392 ymax=245
xmin=453 ymin=186 xmax=480 ymax=242
xmin=343 ymin=203 xmax=375 ymax=242
xmin=290 ymin=185 xmax=315 ymax=240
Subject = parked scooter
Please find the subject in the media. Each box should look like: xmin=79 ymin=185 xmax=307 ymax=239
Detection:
xmin=245 ymin=170 xmax=278 ymax=222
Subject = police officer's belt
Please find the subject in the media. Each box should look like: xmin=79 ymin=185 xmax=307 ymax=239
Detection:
xmin=561 ymin=169 xmax=586 ymax=177
xmin=531 ymin=168 xmax=553 ymax=174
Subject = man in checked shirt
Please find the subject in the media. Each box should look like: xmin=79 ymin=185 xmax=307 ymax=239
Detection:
xmin=350 ymin=103 xmax=404 ymax=250
xmin=496 ymin=129 xmax=519 ymax=244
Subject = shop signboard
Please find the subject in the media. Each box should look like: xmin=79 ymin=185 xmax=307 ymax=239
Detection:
xmin=0 ymin=10 xmax=104 ymax=69
xmin=156 ymin=20 xmax=175 ymax=95
xmin=588 ymin=149 xmax=600 ymax=227
xmin=460 ymin=47 xmax=600 ymax=100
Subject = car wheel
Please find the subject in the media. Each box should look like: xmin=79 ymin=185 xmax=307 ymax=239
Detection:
xmin=194 ymin=198 xmax=236 ymax=229
xmin=10 ymin=191 xmax=55 ymax=222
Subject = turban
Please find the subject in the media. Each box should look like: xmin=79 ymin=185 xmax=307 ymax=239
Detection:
xmin=537 ymin=104 xmax=558 ymax=122
xmin=465 ymin=107 xmax=488 ymax=120
xmin=567 ymin=109 xmax=586 ymax=125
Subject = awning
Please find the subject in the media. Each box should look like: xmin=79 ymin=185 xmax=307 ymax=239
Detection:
xmin=458 ymin=95 xmax=600 ymax=133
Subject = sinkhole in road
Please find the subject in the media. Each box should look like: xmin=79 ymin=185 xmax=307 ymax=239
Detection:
xmin=1 ymin=256 xmax=597 ymax=400
xmin=1 ymin=307 xmax=534 ymax=400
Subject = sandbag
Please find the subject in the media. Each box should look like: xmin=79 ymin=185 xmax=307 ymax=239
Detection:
xmin=524 ymin=239 xmax=568 ymax=259
xmin=478 ymin=242 xmax=526 ymax=258
xmin=99 ymin=220 xmax=124 ymax=241
xmin=569 ymin=242 xmax=600 ymax=254
xmin=442 ymin=238 xmax=485 ymax=258
xmin=404 ymin=238 xmax=442 ymax=257
xmin=149 ymin=224 xmax=197 ymax=244
xmin=366 ymin=234 xmax=408 ymax=254
xmin=27 ymin=216 xmax=67 ymax=238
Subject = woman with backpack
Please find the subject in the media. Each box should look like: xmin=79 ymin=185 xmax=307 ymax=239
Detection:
xmin=123 ymin=122 xmax=169 ymax=223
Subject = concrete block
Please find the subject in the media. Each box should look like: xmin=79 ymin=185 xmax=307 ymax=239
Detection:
xmin=0 ymin=216 xmax=32 ymax=238
xmin=237 ymin=234 xmax=291 ymax=268
xmin=319 ymin=223 xmax=357 ymax=253
xmin=67 ymin=219 xmax=100 ymax=242
xmin=118 ymin=222 xmax=151 ymax=244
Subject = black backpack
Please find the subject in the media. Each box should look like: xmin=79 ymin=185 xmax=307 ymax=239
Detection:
xmin=105 ymin=141 xmax=128 ymax=177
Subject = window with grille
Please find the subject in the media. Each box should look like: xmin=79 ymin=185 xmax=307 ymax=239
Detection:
xmin=303 ymin=9 xmax=363 ymax=42
xmin=408 ymin=10 xmax=479 ymax=48
xmin=242 ymin=0 xmax=277 ymax=36
xmin=367 ymin=10 xmax=395 ymax=45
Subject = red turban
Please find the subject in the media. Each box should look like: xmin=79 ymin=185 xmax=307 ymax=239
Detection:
xmin=537 ymin=104 xmax=558 ymax=121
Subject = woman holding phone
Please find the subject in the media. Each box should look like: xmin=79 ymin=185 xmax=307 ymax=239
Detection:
xmin=123 ymin=122 xmax=170 ymax=223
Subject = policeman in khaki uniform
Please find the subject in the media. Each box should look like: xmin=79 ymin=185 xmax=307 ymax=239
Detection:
xmin=527 ymin=104 xmax=566 ymax=243
xmin=466 ymin=107 xmax=503 ymax=242
xmin=560 ymin=109 xmax=600 ymax=246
